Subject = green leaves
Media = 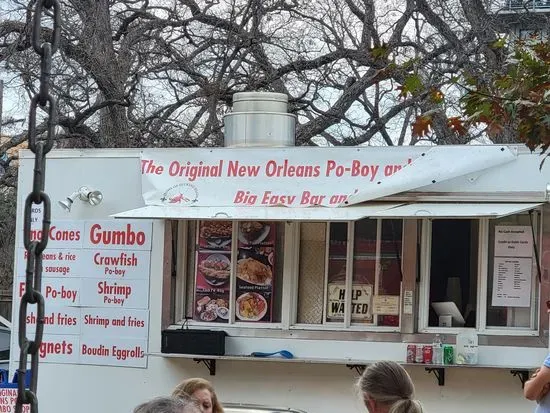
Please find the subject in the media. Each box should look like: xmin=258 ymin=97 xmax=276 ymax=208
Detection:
xmin=460 ymin=38 xmax=550 ymax=154
xmin=397 ymin=74 xmax=424 ymax=98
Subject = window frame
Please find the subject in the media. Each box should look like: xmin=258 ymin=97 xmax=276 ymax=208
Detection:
xmin=176 ymin=220 xmax=285 ymax=329
xmin=479 ymin=212 xmax=541 ymax=336
xmin=298 ymin=218 xmax=404 ymax=332
xmin=172 ymin=209 xmax=544 ymax=339
xmin=418 ymin=213 xmax=542 ymax=337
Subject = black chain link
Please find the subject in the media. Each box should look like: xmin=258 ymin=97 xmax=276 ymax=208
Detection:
xmin=16 ymin=1 xmax=60 ymax=413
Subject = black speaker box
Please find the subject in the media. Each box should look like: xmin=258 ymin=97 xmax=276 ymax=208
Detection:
xmin=161 ymin=329 xmax=227 ymax=356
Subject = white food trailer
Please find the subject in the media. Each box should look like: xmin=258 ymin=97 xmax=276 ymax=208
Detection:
xmin=7 ymin=92 xmax=550 ymax=413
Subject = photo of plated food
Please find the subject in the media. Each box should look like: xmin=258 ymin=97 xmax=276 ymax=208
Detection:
xmin=236 ymin=292 xmax=268 ymax=321
xmin=238 ymin=221 xmax=270 ymax=245
xmin=198 ymin=253 xmax=231 ymax=286
xmin=237 ymin=257 xmax=272 ymax=286
xmin=195 ymin=295 xmax=229 ymax=322
xmin=199 ymin=220 xmax=233 ymax=248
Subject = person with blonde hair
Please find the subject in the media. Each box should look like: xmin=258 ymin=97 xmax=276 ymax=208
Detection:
xmin=133 ymin=396 xmax=200 ymax=413
xmin=172 ymin=378 xmax=224 ymax=413
xmin=357 ymin=361 xmax=423 ymax=413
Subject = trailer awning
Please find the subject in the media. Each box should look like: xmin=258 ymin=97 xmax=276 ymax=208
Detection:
xmin=371 ymin=202 xmax=543 ymax=219
xmin=343 ymin=145 xmax=517 ymax=205
xmin=111 ymin=203 xmax=404 ymax=221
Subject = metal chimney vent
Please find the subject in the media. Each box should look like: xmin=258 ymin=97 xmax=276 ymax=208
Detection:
xmin=223 ymin=92 xmax=296 ymax=148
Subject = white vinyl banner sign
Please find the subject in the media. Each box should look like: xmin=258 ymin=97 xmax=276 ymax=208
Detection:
xmin=80 ymin=278 xmax=149 ymax=308
xmin=13 ymin=215 xmax=153 ymax=368
xmin=79 ymin=336 xmax=148 ymax=368
xmin=140 ymin=147 xmax=423 ymax=207
xmin=80 ymin=308 xmax=148 ymax=338
xmin=16 ymin=248 xmax=83 ymax=277
xmin=139 ymin=146 xmax=517 ymax=207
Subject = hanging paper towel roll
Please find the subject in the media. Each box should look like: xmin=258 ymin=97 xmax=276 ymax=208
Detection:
xmin=446 ymin=277 xmax=462 ymax=311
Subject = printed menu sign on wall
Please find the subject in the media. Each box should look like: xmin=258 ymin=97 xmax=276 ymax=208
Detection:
xmin=236 ymin=222 xmax=275 ymax=322
xmin=491 ymin=225 xmax=533 ymax=308
xmin=194 ymin=221 xmax=275 ymax=323
xmin=13 ymin=205 xmax=152 ymax=368
xmin=194 ymin=221 xmax=232 ymax=323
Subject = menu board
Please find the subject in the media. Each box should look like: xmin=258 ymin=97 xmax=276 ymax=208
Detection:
xmin=194 ymin=221 xmax=232 ymax=323
xmin=13 ymin=205 xmax=152 ymax=368
xmin=236 ymin=222 xmax=275 ymax=322
xmin=194 ymin=221 xmax=276 ymax=323
xmin=491 ymin=225 xmax=533 ymax=307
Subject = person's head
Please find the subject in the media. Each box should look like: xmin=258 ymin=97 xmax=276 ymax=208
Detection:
xmin=172 ymin=378 xmax=224 ymax=413
xmin=357 ymin=361 xmax=423 ymax=413
xmin=133 ymin=396 xmax=200 ymax=413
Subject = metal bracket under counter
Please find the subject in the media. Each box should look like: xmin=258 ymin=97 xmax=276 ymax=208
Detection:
xmin=425 ymin=367 xmax=445 ymax=386
xmin=510 ymin=369 xmax=530 ymax=388
xmin=194 ymin=358 xmax=217 ymax=376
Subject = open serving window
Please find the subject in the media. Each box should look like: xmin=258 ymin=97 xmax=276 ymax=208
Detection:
xmin=132 ymin=200 xmax=549 ymax=343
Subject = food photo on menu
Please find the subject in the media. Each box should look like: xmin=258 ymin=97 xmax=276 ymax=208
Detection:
xmin=195 ymin=294 xmax=230 ymax=323
xmin=194 ymin=220 xmax=233 ymax=323
xmin=199 ymin=221 xmax=233 ymax=251
xmin=235 ymin=221 xmax=275 ymax=322
xmin=197 ymin=252 xmax=231 ymax=288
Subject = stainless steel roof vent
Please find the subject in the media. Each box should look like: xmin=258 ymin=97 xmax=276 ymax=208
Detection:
xmin=223 ymin=92 xmax=296 ymax=147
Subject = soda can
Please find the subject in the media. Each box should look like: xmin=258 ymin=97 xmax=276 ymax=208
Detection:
xmin=415 ymin=344 xmax=424 ymax=363
xmin=406 ymin=344 xmax=416 ymax=363
xmin=443 ymin=345 xmax=454 ymax=365
xmin=423 ymin=345 xmax=433 ymax=364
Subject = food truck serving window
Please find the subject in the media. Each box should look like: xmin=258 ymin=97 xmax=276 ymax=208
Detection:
xmin=173 ymin=207 xmax=543 ymax=337
xmin=418 ymin=211 xmax=542 ymax=335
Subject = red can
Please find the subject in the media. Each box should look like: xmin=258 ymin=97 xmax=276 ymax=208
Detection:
xmin=423 ymin=345 xmax=433 ymax=364
xmin=406 ymin=344 xmax=416 ymax=363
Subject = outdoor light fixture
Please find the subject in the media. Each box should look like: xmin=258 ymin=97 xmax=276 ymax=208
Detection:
xmin=58 ymin=186 xmax=103 ymax=212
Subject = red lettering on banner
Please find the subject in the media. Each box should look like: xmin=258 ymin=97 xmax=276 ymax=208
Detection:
xmin=45 ymin=285 xmax=78 ymax=302
xmin=89 ymin=223 xmax=145 ymax=246
xmin=234 ymin=190 xmax=257 ymax=205
xmin=264 ymin=160 xmax=320 ymax=178
xmin=93 ymin=252 xmax=138 ymax=267
xmin=227 ymin=161 xmax=260 ymax=177
xmin=112 ymin=345 xmax=145 ymax=360
xmin=261 ymin=191 xmax=296 ymax=205
xmin=97 ymin=281 xmax=132 ymax=298
xmin=39 ymin=340 xmax=73 ymax=358
xmin=28 ymin=226 xmax=81 ymax=243
xmin=141 ymin=159 xmax=164 ymax=175
xmin=300 ymin=191 xmax=326 ymax=205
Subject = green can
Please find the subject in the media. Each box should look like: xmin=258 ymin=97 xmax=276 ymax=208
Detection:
xmin=443 ymin=345 xmax=454 ymax=365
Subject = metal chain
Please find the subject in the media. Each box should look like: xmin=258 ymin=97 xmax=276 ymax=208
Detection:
xmin=16 ymin=1 xmax=60 ymax=413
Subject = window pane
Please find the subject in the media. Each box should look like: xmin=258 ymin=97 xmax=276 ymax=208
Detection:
xmin=486 ymin=214 xmax=537 ymax=329
xmin=297 ymin=222 xmax=326 ymax=324
xmin=352 ymin=219 xmax=377 ymax=324
xmin=194 ymin=221 xmax=232 ymax=323
xmin=428 ymin=220 xmax=478 ymax=328
xmin=326 ymin=223 xmax=347 ymax=323
xmin=189 ymin=221 xmax=282 ymax=324
xmin=377 ymin=220 xmax=403 ymax=327
xmin=236 ymin=221 xmax=280 ymax=323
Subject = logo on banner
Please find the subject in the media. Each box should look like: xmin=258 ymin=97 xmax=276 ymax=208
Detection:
xmin=160 ymin=183 xmax=199 ymax=205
